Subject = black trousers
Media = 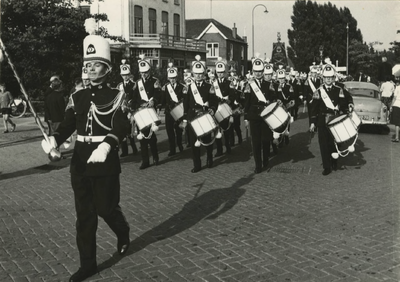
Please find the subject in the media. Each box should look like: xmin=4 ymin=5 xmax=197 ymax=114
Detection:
xmin=249 ymin=118 xmax=272 ymax=170
xmin=188 ymin=125 xmax=213 ymax=169
xmin=215 ymin=119 xmax=232 ymax=154
xmin=317 ymin=125 xmax=336 ymax=169
xmin=71 ymin=173 xmax=130 ymax=269
xmin=230 ymin=114 xmax=242 ymax=145
xmin=165 ymin=113 xmax=183 ymax=153
xmin=139 ymin=129 xmax=158 ymax=165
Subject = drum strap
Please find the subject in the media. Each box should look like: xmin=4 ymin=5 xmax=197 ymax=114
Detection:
xmin=190 ymin=83 xmax=206 ymax=106
xmin=166 ymin=84 xmax=179 ymax=103
xmin=249 ymin=80 xmax=267 ymax=103
xmin=320 ymin=88 xmax=338 ymax=111
xmin=138 ymin=80 xmax=149 ymax=101
xmin=212 ymin=80 xmax=225 ymax=99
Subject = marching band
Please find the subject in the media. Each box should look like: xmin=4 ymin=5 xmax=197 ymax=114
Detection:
xmin=43 ymin=51 xmax=360 ymax=177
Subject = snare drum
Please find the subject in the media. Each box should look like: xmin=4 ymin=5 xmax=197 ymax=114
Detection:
xmin=190 ymin=113 xmax=217 ymax=138
xmin=350 ymin=111 xmax=361 ymax=128
xmin=260 ymin=102 xmax=290 ymax=133
xmin=170 ymin=102 xmax=184 ymax=121
xmin=214 ymin=103 xmax=233 ymax=123
xmin=133 ymin=108 xmax=160 ymax=131
xmin=327 ymin=114 xmax=357 ymax=146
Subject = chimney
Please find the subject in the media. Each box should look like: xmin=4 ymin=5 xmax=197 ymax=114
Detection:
xmin=232 ymin=23 xmax=237 ymax=39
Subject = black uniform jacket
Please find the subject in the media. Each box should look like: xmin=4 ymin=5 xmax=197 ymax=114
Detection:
xmin=310 ymin=84 xmax=354 ymax=126
xmin=160 ymin=82 xmax=185 ymax=114
xmin=131 ymin=76 xmax=161 ymax=110
xmin=274 ymin=82 xmax=295 ymax=109
xmin=53 ymin=83 xmax=129 ymax=176
xmin=183 ymin=81 xmax=218 ymax=121
xmin=243 ymin=79 xmax=277 ymax=121
xmin=304 ymin=77 xmax=321 ymax=103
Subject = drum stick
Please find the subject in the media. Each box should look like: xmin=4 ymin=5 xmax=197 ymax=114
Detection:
xmin=0 ymin=38 xmax=61 ymax=161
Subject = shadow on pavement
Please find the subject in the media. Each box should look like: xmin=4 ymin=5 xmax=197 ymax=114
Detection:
xmin=97 ymin=174 xmax=254 ymax=272
xmin=359 ymin=124 xmax=390 ymax=135
xmin=338 ymin=138 xmax=368 ymax=169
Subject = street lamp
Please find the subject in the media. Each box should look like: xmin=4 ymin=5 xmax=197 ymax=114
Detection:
xmin=252 ymin=4 xmax=268 ymax=58
xmin=346 ymin=23 xmax=349 ymax=75
xmin=319 ymin=45 xmax=324 ymax=65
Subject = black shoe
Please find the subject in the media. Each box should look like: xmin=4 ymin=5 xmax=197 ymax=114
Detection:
xmin=254 ymin=167 xmax=262 ymax=174
xmin=120 ymin=153 xmax=128 ymax=158
xmin=207 ymin=159 xmax=213 ymax=168
xmin=139 ymin=163 xmax=150 ymax=170
xmin=117 ymin=237 xmax=130 ymax=255
xmin=322 ymin=168 xmax=332 ymax=176
xmin=69 ymin=267 xmax=97 ymax=282
xmin=3 ymin=130 xmax=9 ymax=134
xmin=214 ymin=152 xmax=223 ymax=157
xmin=168 ymin=151 xmax=176 ymax=157
xmin=191 ymin=167 xmax=201 ymax=173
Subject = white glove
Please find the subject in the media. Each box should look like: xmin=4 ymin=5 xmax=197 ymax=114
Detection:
xmin=309 ymin=123 xmax=316 ymax=132
xmin=41 ymin=136 xmax=57 ymax=154
xmin=87 ymin=142 xmax=111 ymax=163
xmin=244 ymin=120 xmax=249 ymax=128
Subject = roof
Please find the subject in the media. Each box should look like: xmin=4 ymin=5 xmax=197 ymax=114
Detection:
xmin=186 ymin=19 xmax=246 ymax=43
xmin=343 ymin=81 xmax=380 ymax=92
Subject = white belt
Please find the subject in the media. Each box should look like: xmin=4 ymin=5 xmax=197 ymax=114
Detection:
xmin=76 ymin=135 xmax=106 ymax=143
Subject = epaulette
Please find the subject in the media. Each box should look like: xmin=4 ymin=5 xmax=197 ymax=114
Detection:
xmin=244 ymin=83 xmax=251 ymax=93
xmin=153 ymin=78 xmax=160 ymax=89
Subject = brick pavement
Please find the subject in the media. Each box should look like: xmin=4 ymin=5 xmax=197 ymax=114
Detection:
xmin=1 ymin=110 xmax=400 ymax=281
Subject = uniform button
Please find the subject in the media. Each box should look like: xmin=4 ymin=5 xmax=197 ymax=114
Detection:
xmin=98 ymin=85 xmax=102 ymax=89
xmin=88 ymin=133 xmax=92 ymax=136
xmin=92 ymin=93 xmax=95 ymax=96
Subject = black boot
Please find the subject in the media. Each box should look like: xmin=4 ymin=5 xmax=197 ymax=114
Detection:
xmin=69 ymin=267 xmax=97 ymax=282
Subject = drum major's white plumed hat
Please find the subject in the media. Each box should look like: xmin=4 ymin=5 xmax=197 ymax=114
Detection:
xmin=138 ymin=54 xmax=151 ymax=72
xmin=167 ymin=62 xmax=178 ymax=78
xmin=192 ymin=55 xmax=206 ymax=74
xmin=215 ymin=57 xmax=226 ymax=72
xmin=322 ymin=64 xmax=336 ymax=77
xmin=252 ymin=54 xmax=264 ymax=71
xmin=83 ymin=18 xmax=111 ymax=69
xmin=81 ymin=67 xmax=89 ymax=79
xmin=120 ymin=59 xmax=131 ymax=75
xmin=263 ymin=58 xmax=273 ymax=74
xmin=276 ymin=65 xmax=286 ymax=79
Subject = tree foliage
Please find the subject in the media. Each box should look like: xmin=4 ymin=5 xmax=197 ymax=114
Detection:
xmin=287 ymin=0 xmax=363 ymax=74
xmin=0 ymin=0 xmax=123 ymax=99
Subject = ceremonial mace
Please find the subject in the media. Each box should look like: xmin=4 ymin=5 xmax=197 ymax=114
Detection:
xmin=0 ymin=38 xmax=61 ymax=161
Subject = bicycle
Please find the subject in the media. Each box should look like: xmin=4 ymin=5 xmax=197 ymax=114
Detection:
xmin=10 ymin=96 xmax=28 ymax=118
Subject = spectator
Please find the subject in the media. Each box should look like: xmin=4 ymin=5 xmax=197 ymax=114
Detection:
xmin=378 ymin=56 xmax=392 ymax=84
xmin=380 ymin=75 xmax=395 ymax=111
xmin=355 ymin=70 xmax=370 ymax=82
xmin=44 ymin=75 xmax=66 ymax=135
xmin=0 ymin=83 xmax=16 ymax=133
xmin=390 ymin=79 xmax=400 ymax=142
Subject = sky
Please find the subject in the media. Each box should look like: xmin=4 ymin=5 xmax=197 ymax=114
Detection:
xmin=185 ymin=0 xmax=399 ymax=65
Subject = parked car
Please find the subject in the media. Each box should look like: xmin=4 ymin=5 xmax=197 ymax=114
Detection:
xmin=343 ymin=81 xmax=388 ymax=125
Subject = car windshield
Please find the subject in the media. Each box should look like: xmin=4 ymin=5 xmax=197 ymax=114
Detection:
xmin=346 ymin=88 xmax=379 ymax=99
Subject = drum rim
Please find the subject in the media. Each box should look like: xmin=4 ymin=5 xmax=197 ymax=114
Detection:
xmin=328 ymin=114 xmax=350 ymax=126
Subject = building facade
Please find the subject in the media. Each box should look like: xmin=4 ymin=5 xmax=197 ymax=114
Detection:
xmin=80 ymin=0 xmax=206 ymax=77
xmin=185 ymin=19 xmax=248 ymax=76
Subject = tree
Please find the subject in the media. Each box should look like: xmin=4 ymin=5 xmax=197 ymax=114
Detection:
xmin=287 ymin=0 xmax=363 ymax=73
xmin=0 ymin=0 xmax=123 ymax=100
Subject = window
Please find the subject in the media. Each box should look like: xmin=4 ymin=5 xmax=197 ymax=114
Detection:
xmin=241 ymin=46 xmax=244 ymax=60
xmin=149 ymin=9 xmax=157 ymax=34
xmin=130 ymin=4 xmax=143 ymax=34
xmin=173 ymin=14 xmax=180 ymax=39
xmin=162 ymin=11 xmax=169 ymax=35
xmin=174 ymin=0 xmax=180 ymax=5
xmin=207 ymin=43 xmax=219 ymax=58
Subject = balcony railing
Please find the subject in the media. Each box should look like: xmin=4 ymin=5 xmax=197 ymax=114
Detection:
xmin=129 ymin=33 xmax=206 ymax=52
